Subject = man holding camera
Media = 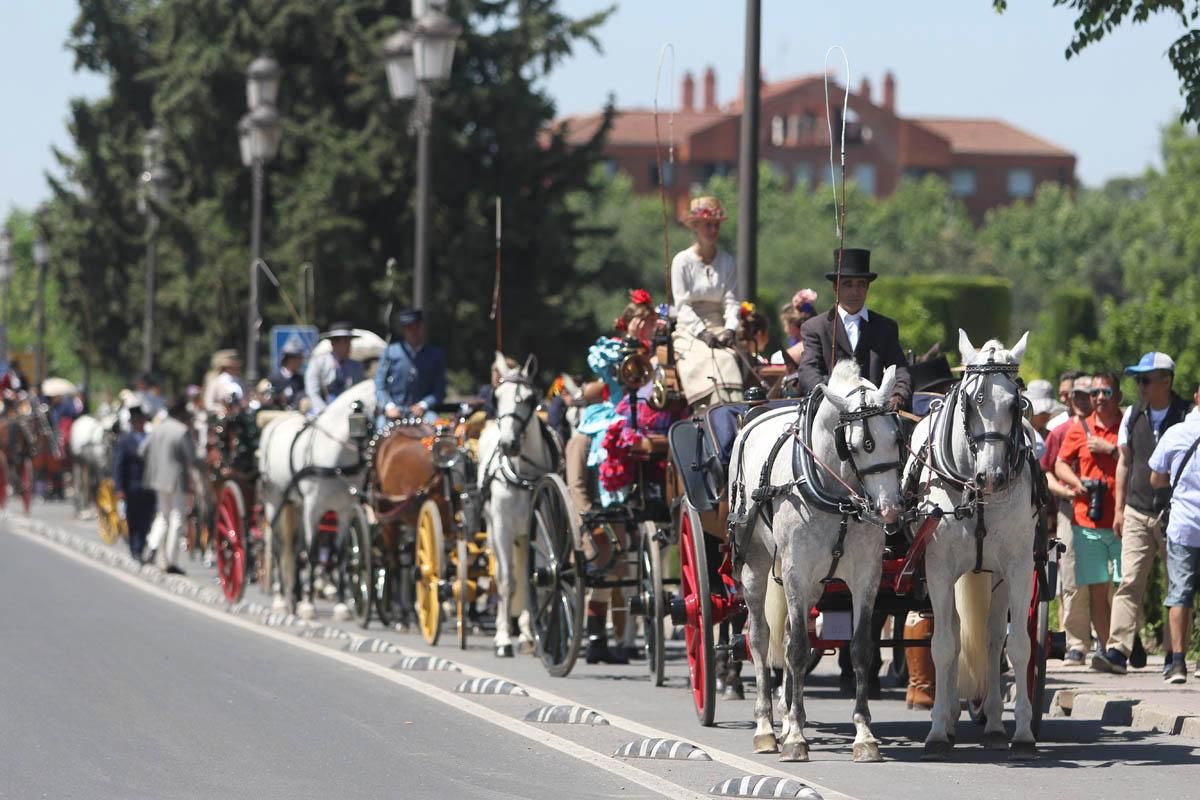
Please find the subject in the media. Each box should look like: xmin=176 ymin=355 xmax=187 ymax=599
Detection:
xmin=1056 ymin=371 xmax=1124 ymax=655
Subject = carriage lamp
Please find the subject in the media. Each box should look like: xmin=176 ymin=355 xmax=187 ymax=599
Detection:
xmin=347 ymin=401 xmax=370 ymax=441
xmin=383 ymin=28 xmax=416 ymax=101
xmin=412 ymin=7 xmax=462 ymax=83
xmin=431 ymin=433 xmax=460 ymax=469
xmin=617 ymin=337 xmax=652 ymax=391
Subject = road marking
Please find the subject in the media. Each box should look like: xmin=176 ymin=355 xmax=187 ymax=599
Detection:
xmin=8 ymin=516 xmax=863 ymax=800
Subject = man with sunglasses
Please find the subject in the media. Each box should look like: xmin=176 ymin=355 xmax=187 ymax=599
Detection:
xmin=1057 ymin=372 xmax=1125 ymax=661
xmin=1092 ymin=352 xmax=1192 ymax=674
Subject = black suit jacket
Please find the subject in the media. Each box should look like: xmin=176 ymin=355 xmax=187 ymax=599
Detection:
xmin=795 ymin=307 xmax=912 ymax=408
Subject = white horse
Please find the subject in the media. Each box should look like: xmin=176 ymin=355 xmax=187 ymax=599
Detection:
xmin=729 ymin=361 xmax=904 ymax=762
xmin=68 ymin=409 xmax=117 ymax=514
xmin=258 ymin=380 xmax=377 ymax=621
xmin=905 ymin=330 xmax=1038 ymax=760
xmin=477 ymin=353 xmax=556 ymax=657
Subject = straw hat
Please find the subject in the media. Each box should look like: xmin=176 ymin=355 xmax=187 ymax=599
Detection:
xmin=683 ymin=196 xmax=726 ymax=225
xmin=211 ymin=349 xmax=240 ymax=370
xmin=1026 ymin=379 xmax=1066 ymax=417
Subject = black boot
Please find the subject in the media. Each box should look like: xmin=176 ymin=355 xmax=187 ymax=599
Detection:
xmin=585 ymin=615 xmax=628 ymax=665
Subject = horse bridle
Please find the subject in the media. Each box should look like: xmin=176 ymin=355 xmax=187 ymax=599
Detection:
xmin=834 ymin=385 xmax=906 ymax=484
xmin=941 ymin=358 xmax=1028 ymax=490
xmin=495 ymin=376 xmax=538 ymax=441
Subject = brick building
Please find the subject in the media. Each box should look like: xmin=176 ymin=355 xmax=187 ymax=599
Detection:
xmin=555 ymin=68 xmax=1076 ymax=222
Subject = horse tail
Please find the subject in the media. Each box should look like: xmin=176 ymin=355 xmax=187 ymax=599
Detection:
xmin=764 ymin=570 xmax=787 ymax=669
xmin=955 ymin=570 xmax=992 ymax=700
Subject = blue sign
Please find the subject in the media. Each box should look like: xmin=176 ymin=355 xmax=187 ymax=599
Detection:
xmin=269 ymin=325 xmax=319 ymax=373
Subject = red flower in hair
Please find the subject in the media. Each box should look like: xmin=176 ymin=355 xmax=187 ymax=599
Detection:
xmin=738 ymin=300 xmax=757 ymax=320
xmin=630 ymin=288 xmax=652 ymax=306
xmin=613 ymin=316 xmax=628 ymax=333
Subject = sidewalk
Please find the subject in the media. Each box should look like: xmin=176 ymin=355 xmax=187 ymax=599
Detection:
xmin=1046 ymin=654 xmax=1200 ymax=740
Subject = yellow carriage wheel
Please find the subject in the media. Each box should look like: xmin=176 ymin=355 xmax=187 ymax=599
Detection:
xmin=95 ymin=478 xmax=125 ymax=545
xmin=415 ymin=500 xmax=445 ymax=646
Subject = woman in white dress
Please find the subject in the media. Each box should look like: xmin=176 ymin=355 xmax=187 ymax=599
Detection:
xmin=671 ymin=196 xmax=742 ymax=407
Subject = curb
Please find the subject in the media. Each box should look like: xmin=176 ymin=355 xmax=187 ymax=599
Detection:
xmin=1049 ymin=689 xmax=1200 ymax=740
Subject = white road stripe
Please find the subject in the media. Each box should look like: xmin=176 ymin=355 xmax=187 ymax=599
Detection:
xmin=9 ymin=522 xmax=707 ymax=800
xmin=11 ymin=518 xmax=860 ymax=800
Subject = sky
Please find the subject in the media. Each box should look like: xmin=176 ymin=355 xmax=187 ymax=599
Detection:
xmin=0 ymin=1 xmax=1190 ymax=212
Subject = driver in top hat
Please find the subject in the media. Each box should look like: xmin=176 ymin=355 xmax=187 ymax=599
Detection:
xmin=375 ymin=308 xmax=446 ymax=427
xmin=305 ymin=321 xmax=365 ymax=416
xmin=794 ymin=248 xmax=911 ymax=410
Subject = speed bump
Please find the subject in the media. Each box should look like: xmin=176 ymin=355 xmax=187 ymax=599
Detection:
xmin=454 ymin=677 xmax=527 ymax=696
xmin=525 ymin=705 xmax=609 ymax=726
xmin=709 ymin=776 xmax=822 ymax=798
xmin=612 ymin=738 xmax=710 ymax=761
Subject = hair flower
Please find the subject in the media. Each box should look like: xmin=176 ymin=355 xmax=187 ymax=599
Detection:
xmin=630 ymin=288 xmax=653 ymax=306
xmin=738 ymin=300 xmax=757 ymax=320
xmin=793 ymin=288 xmax=818 ymax=314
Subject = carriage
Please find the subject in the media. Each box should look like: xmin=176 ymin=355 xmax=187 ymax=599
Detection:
xmin=0 ymin=401 xmax=38 ymax=514
xmin=209 ymin=407 xmax=270 ymax=602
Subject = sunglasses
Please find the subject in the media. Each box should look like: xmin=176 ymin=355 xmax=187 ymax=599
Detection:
xmin=1089 ymin=387 xmax=1115 ymax=398
xmin=1134 ymin=375 xmax=1160 ymax=386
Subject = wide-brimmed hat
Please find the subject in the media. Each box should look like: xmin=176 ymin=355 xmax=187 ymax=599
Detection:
xmin=321 ymin=321 xmax=359 ymax=340
xmin=825 ymin=248 xmax=877 ymax=282
xmin=211 ymin=349 xmax=240 ymax=370
xmin=1026 ymin=379 xmax=1066 ymax=417
xmin=683 ymin=196 xmax=726 ymax=225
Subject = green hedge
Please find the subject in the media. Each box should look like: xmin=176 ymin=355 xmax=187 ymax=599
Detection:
xmin=870 ymin=274 xmax=1012 ymax=362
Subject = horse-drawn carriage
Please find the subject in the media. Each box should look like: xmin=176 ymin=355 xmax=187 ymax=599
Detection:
xmin=0 ymin=396 xmax=62 ymax=514
xmin=209 ymin=407 xmax=268 ymax=601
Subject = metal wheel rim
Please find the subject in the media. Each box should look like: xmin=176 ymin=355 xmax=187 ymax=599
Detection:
xmin=372 ymin=526 xmax=393 ymax=628
xmin=348 ymin=510 xmax=372 ymax=628
xmin=528 ymin=481 xmax=583 ymax=677
xmin=640 ymin=522 xmax=667 ymax=687
xmin=1030 ymin=572 xmax=1049 ymax=738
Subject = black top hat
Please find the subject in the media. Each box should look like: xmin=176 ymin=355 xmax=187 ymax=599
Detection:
xmin=321 ymin=321 xmax=358 ymax=339
xmin=393 ymin=308 xmax=423 ymax=327
xmin=909 ymin=355 xmax=955 ymax=393
xmin=825 ymin=248 xmax=877 ymax=282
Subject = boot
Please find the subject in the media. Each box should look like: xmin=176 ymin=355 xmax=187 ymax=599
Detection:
xmin=585 ymin=614 xmax=628 ymax=665
xmin=904 ymin=616 xmax=935 ymax=711
xmin=723 ymin=658 xmax=745 ymax=700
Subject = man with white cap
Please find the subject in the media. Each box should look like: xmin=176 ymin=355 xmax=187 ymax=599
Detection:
xmin=305 ymin=321 xmax=365 ymax=416
xmin=1093 ymin=352 xmax=1192 ymax=674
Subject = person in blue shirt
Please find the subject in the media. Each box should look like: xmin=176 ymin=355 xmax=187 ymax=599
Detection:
xmin=305 ymin=322 xmax=366 ymax=417
xmin=112 ymin=404 xmax=156 ymax=560
xmin=375 ymin=308 xmax=446 ymax=427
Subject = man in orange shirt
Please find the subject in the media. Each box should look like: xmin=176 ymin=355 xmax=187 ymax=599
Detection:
xmin=1056 ymin=371 xmax=1124 ymax=652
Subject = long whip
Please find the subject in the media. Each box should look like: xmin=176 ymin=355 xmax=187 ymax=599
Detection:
xmin=824 ymin=46 xmax=850 ymax=370
xmin=653 ymin=43 xmax=676 ymax=305
xmin=490 ymin=196 xmax=503 ymax=351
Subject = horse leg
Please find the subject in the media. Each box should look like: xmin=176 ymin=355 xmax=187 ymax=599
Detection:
xmin=1006 ymin=562 xmax=1037 ymax=759
xmin=296 ymin=492 xmax=319 ymax=620
xmin=850 ymin=563 xmax=884 ymax=762
xmin=924 ymin=565 xmax=959 ymax=759
xmin=980 ymin=577 xmax=1009 ymax=750
xmin=487 ymin=500 xmax=514 ymax=657
xmin=779 ymin=566 xmax=812 ymax=762
xmin=742 ymin=540 xmax=778 ymax=753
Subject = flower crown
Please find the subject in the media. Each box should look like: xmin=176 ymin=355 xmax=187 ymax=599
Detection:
xmin=792 ymin=288 xmax=818 ymax=314
xmin=630 ymin=288 xmax=653 ymax=306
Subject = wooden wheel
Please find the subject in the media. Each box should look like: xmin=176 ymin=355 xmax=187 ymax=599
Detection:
xmin=415 ymin=499 xmax=445 ymax=645
xmin=637 ymin=521 xmax=667 ymax=687
xmin=96 ymin=478 xmax=125 ymax=545
xmin=344 ymin=504 xmax=373 ymax=628
xmin=526 ymin=475 xmax=585 ymax=678
xmin=214 ymin=482 xmax=248 ymax=603
xmin=679 ymin=500 xmax=716 ymax=726
xmin=1029 ymin=569 xmax=1050 ymax=738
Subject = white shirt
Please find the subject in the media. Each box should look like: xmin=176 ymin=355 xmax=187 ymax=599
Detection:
xmin=1118 ymin=404 xmax=1170 ymax=448
xmin=1047 ymin=410 xmax=1072 ymax=431
xmin=670 ymin=248 xmax=739 ymax=337
xmin=837 ymin=305 xmax=869 ymax=352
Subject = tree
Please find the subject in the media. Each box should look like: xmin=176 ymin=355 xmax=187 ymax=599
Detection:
xmin=993 ymin=1 xmax=1200 ymax=123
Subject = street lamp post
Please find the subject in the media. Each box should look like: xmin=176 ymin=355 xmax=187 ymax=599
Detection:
xmin=32 ymin=220 xmax=50 ymax=391
xmin=242 ymin=55 xmax=282 ymax=382
xmin=0 ymin=227 xmax=11 ymax=365
xmin=383 ymin=1 xmax=462 ymax=312
xmin=138 ymin=126 xmax=170 ymax=375
xmin=736 ymin=0 xmax=762 ymax=303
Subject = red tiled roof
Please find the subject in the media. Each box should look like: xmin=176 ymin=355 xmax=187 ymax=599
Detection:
xmin=555 ymin=109 xmax=731 ymax=147
xmin=727 ymin=74 xmax=826 ymax=110
xmin=909 ymin=118 xmax=1072 ymax=157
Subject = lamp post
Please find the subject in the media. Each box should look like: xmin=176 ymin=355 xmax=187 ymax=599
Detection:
xmin=0 ymin=227 xmax=11 ymax=365
xmin=138 ymin=125 xmax=170 ymax=375
xmin=736 ymin=0 xmax=761 ymax=303
xmin=382 ymin=1 xmax=462 ymax=312
xmin=32 ymin=219 xmax=50 ymax=391
xmin=242 ymin=54 xmax=283 ymax=382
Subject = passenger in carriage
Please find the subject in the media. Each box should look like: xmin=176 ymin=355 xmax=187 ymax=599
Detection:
xmin=203 ymin=350 xmax=244 ymax=416
xmin=771 ymin=289 xmax=818 ymax=368
xmin=375 ymin=308 xmax=446 ymax=428
xmin=735 ymin=302 xmax=770 ymax=365
xmin=306 ymin=321 xmax=365 ymax=417
xmin=267 ymin=342 xmax=307 ymax=410
xmin=671 ymin=196 xmax=743 ymax=408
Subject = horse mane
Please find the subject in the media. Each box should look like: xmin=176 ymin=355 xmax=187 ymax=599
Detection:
xmin=973 ymin=339 xmax=1011 ymax=365
xmin=827 ymin=359 xmax=863 ymax=395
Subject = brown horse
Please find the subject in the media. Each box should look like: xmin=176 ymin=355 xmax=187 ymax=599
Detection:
xmin=370 ymin=421 xmax=443 ymax=627
xmin=0 ymin=405 xmax=40 ymax=513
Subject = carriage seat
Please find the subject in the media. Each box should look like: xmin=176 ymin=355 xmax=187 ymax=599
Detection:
xmin=703 ymin=400 xmax=800 ymax=470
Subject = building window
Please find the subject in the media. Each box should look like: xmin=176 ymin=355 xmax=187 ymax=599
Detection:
xmin=603 ymin=159 xmax=618 ymax=179
xmin=793 ymin=162 xmax=813 ymax=190
xmin=852 ymin=163 xmax=877 ymax=195
xmin=949 ymin=167 xmax=977 ymax=197
xmin=787 ymin=114 xmax=801 ymax=144
xmin=770 ymin=115 xmax=786 ymax=146
xmin=648 ymin=162 xmax=675 ymax=188
xmin=702 ymin=162 xmax=731 ymax=182
xmin=1008 ymin=167 xmax=1034 ymax=198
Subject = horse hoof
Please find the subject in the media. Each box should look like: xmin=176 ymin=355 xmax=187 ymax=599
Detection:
xmin=1008 ymin=741 xmax=1037 ymax=761
xmin=779 ymin=742 xmax=809 ymax=763
xmin=297 ymin=602 xmax=316 ymax=620
xmin=981 ymin=731 xmax=1008 ymax=751
xmin=752 ymin=733 xmax=779 ymax=754
xmin=271 ymin=595 xmax=288 ymax=612
xmin=518 ymin=641 xmax=535 ymax=656
xmin=496 ymin=644 xmax=514 ymax=658
xmin=921 ymin=740 xmax=952 ymax=761
xmin=852 ymin=741 xmax=883 ymax=763
xmin=332 ymin=603 xmax=351 ymax=622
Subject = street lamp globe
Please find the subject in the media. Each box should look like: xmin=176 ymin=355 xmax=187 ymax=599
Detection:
xmin=248 ymin=104 xmax=282 ymax=162
xmin=246 ymin=55 xmax=282 ymax=110
xmin=383 ymin=28 xmax=417 ymax=101
xmin=413 ymin=9 xmax=462 ymax=83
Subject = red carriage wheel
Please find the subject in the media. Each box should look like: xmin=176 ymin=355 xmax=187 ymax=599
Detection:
xmin=215 ymin=483 xmax=247 ymax=603
xmin=678 ymin=501 xmax=716 ymax=726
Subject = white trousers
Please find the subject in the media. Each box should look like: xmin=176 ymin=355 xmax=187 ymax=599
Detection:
xmin=146 ymin=490 xmax=188 ymax=568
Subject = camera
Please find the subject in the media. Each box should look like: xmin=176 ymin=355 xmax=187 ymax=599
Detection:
xmin=1082 ymin=478 xmax=1107 ymax=523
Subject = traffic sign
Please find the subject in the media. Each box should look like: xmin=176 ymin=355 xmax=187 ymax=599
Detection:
xmin=269 ymin=325 xmax=319 ymax=373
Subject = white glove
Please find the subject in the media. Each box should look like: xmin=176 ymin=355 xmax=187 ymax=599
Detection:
xmin=118 ymin=500 xmax=127 ymax=520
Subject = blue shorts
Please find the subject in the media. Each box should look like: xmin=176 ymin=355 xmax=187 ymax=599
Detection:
xmin=1073 ymin=526 xmax=1122 ymax=586
xmin=1165 ymin=538 xmax=1200 ymax=608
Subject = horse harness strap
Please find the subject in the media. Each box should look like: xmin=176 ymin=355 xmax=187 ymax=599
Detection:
xmin=821 ymin=512 xmax=853 ymax=584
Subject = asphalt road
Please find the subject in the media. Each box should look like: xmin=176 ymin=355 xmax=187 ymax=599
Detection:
xmin=5 ymin=501 xmax=1200 ymax=800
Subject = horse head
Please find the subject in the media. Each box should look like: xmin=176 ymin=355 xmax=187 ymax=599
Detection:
xmin=823 ymin=361 xmax=905 ymax=525
xmin=957 ymin=329 xmax=1029 ymax=493
xmin=493 ymin=352 xmax=539 ymax=458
